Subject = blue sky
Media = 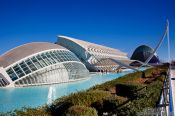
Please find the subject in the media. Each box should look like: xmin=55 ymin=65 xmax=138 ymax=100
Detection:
xmin=0 ymin=0 xmax=174 ymax=61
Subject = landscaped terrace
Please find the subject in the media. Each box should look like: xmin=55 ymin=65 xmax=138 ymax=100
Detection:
xmin=0 ymin=65 xmax=168 ymax=116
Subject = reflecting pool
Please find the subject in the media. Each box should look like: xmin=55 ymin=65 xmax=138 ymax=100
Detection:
xmin=0 ymin=70 xmax=140 ymax=113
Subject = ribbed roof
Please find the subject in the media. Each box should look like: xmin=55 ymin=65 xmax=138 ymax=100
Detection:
xmin=132 ymin=45 xmax=154 ymax=54
xmin=0 ymin=42 xmax=66 ymax=68
xmin=131 ymin=45 xmax=159 ymax=63
xmin=58 ymin=35 xmax=126 ymax=55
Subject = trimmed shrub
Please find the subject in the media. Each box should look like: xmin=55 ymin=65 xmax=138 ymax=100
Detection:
xmin=91 ymin=95 xmax=128 ymax=115
xmin=51 ymin=90 xmax=111 ymax=115
xmin=54 ymin=90 xmax=112 ymax=107
xmin=115 ymin=83 xmax=139 ymax=99
xmin=89 ymin=71 xmax=143 ymax=91
xmin=65 ymin=105 xmax=98 ymax=116
xmin=50 ymin=102 xmax=73 ymax=116
xmin=116 ymin=75 xmax=165 ymax=115
xmin=91 ymin=100 xmax=104 ymax=115
xmin=4 ymin=107 xmax=50 ymax=116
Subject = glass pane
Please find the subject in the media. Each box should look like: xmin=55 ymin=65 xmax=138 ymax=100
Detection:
xmin=19 ymin=62 xmax=31 ymax=74
xmin=54 ymin=51 xmax=63 ymax=61
xmin=13 ymin=65 xmax=25 ymax=78
xmin=25 ymin=59 xmax=37 ymax=71
xmin=6 ymin=68 xmax=18 ymax=81
xmin=50 ymin=51 xmax=60 ymax=62
xmin=41 ymin=53 xmax=52 ymax=65
xmin=31 ymin=57 xmax=42 ymax=69
xmin=36 ymin=55 xmax=47 ymax=67
xmin=46 ymin=52 xmax=57 ymax=64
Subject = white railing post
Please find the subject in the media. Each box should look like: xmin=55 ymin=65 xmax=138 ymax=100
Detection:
xmin=167 ymin=19 xmax=174 ymax=116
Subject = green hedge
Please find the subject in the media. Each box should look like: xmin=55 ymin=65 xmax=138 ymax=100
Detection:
xmin=116 ymin=77 xmax=164 ymax=115
xmin=65 ymin=105 xmax=98 ymax=116
xmin=0 ymin=107 xmax=50 ymax=116
xmin=49 ymin=90 xmax=112 ymax=115
xmin=91 ymin=95 xmax=128 ymax=115
xmin=53 ymin=90 xmax=112 ymax=106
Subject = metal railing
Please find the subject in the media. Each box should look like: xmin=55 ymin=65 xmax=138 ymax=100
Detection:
xmin=157 ymin=68 xmax=174 ymax=116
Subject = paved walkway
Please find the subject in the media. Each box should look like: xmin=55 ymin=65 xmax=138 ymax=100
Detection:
xmin=170 ymin=69 xmax=175 ymax=115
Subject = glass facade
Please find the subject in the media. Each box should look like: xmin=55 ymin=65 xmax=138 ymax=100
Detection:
xmin=131 ymin=45 xmax=160 ymax=63
xmin=0 ymin=74 xmax=10 ymax=87
xmin=63 ymin=62 xmax=89 ymax=80
xmin=14 ymin=62 xmax=89 ymax=87
xmin=6 ymin=50 xmax=80 ymax=82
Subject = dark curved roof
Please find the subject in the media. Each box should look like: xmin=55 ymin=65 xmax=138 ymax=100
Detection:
xmin=132 ymin=45 xmax=153 ymax=53
xmin=0 ymin=42 xmax=66 ymax=68
xmin=131 ymin=45 xmax=159 ymax=63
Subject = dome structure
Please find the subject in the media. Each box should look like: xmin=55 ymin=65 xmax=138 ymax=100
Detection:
xmin=131 ymin=45 xmax=160 ymax=64
xmin=0 ymin=42 xmax=89 ymax=87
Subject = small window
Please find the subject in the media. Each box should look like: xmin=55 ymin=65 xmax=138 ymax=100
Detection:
xmin=25 ymin=59 xmax=37 ymax=71
xmin=19 ymin=62 xmax=31 ymax=74
xmin=6 ymin=68 xmax=18 ymax=81
xmin=13 ymin=65 xmax=25 ymax=78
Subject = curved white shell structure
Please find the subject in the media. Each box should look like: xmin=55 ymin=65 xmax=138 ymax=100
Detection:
xmin=0 ymin=42 xmax=89 ymax=87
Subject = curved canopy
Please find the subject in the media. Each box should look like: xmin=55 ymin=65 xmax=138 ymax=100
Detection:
xmin=0 ymin=42 xmax=66 ymax=68
xmin=58 ymin=35 xmax=127 ymax=55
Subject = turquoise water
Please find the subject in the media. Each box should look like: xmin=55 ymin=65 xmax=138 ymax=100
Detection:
xmin=0 ymin=70 xmax=138 ymax=113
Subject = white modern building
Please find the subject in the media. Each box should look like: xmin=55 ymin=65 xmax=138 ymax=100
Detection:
xmin=0 ymin=42 xmax=89 ymax=87
xmin=0 ymin=36 xmax=133 ymax=88
xmin=57 ymin=35 xmax=129 ymax=72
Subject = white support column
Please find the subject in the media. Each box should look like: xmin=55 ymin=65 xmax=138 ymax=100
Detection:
xmin=0 ymin=81 xmax=2 ymax=87
xmin=0 ymin=79 xmax=4 ymax=86
xmin=167 ymin=20 xmax=175 ymax=116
